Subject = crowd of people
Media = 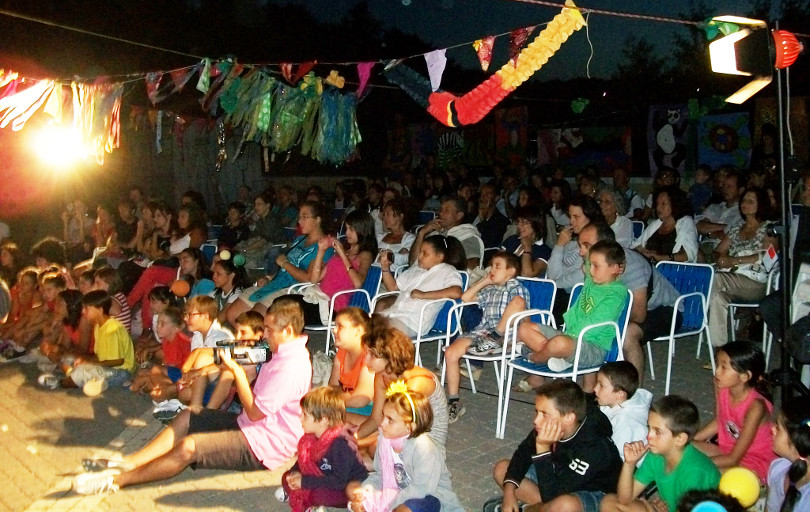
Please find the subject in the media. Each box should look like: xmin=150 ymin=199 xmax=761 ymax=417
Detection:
xmin=0 ymin=157 xmax=808 ymax=512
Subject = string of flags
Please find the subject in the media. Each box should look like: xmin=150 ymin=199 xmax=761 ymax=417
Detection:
xmin=0 ymin=3 xmax=587 ymax=165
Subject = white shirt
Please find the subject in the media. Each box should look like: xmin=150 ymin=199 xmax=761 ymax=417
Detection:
xmin=190 ymin=320 xmax=234 ymax=350
xmin=385 ymin=263 xmax=463 ymax=335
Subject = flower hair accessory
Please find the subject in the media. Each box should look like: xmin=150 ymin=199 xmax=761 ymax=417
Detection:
xmin=386 ymin=379 xmax=418 ymax=423
xmin=218 ymin=249 xmax=246 ymax=267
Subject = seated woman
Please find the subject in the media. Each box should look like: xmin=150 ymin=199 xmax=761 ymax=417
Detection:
xmin=501 ymin=206 xmax=551 ymax=278
xmin=208 ymin=253 xmax=250 ymax=324
xmin=352 ymin=317 xmax=449 ymax=448
xmin=375 ymin=197 xmax=415 ymax=273
xmin=226 ymin=200 xmax=330 ymax=324
xmin=173 ymin=204 xmax=208 ymax=253
xmin=633 ymin=185 xmax=699 ymax=263
xmin=709 ymin=187 xmax=777 ymax=348
xmin=179 ymin=248 xmax=215 ymax=298
xmin=218 ymin=202 xmax=251 ymax=250
xmin=597 ymin=188 xmax=634 ymax=248
xmin=548 ymin=179 xmax=572 ymax=229
xmin=328 ymin=307 xmax=375 ymax=416
xmin=376 ymin=235 xmax=465 ymax=338
xmin=291 ymin=210 xmax=376 ymax=326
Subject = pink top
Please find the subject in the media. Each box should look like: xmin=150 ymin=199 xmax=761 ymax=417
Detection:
xmin=237 ymin=335 xmax=311 ymax=470
xmin=716 ymin=386 xmax=775 ymax=482
xmin=319 ymin=255 xmax=358 ymax=313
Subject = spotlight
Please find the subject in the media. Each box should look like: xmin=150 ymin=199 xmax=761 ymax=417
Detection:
xmin=32 ymin=123 xmax=82 ymax=168
xmin=708 ymin=16 xmax=804 ymax=104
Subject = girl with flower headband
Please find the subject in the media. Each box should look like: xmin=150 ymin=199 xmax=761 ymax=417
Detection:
xmin=767 ymin=398 xmax=810 ymax=512
xmin=348 ymin=381 xmax=464 ymax=512
xmin=209 ymin=251 xmax=250 ymax=323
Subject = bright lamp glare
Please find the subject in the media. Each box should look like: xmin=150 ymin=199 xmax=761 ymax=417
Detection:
xmin=710 ymin=29 xmax=753 ymax=76
xmin=33 ymin=124 xmax=82 ymax=167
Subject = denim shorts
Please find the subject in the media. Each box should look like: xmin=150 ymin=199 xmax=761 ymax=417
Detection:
xmin=402 ymin=495 xmax=440 ymax=512
xmin=523 ymin=466 xmax=605 ymax=512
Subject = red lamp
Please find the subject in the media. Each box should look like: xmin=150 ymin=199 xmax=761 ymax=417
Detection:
xmin=773 ymin=30 xmax=802 ymax=69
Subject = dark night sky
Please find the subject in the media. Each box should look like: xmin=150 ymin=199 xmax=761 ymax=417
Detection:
xmin=0 ymin=0 xmax=777 ymax=82
xmin=273 ymin=0 xmax=769 ymax=80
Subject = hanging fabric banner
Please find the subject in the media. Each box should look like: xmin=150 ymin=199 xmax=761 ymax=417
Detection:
xmin=356 ymin=62 xmax=375 ymax=97
xmin=424 ymin=49 xmax=447 ymax=92
xmin=508 ymin=26 xmax=535 ymax=66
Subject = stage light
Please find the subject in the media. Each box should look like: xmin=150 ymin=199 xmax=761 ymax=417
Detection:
xmin=32 ymin=123 xmax=83 ymax=168
xmin=708 ymin=16 xmax=804 ymax=104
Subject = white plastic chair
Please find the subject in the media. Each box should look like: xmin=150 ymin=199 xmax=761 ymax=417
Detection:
xmin=729 ymin=268 xmax=779 ymax=370
xmin=498 ymin=283 xmax=632 ymax=438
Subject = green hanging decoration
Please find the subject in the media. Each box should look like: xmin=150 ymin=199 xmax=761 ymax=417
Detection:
xmin=701 ymin=17 xmax=740 ymax=40
xmin=571 ymin=98 xmax=589 ymax=114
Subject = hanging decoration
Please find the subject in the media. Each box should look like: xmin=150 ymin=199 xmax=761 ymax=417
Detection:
xmin=356 ymin=62 xmax=375 ymax=97
xmin=508 ymin=26 xmax=536 ymax=66
xmin=424 ymin=49 xmax=448 ymax=92
xmin=473 ymin=37 xmax=495 ymax=71
xmin=385 ymin=0 xmax=585 ymax=127
xmin=0 ymin=79 xmax=54 ymax=130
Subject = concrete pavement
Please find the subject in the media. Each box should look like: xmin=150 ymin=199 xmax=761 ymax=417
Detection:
xmin=1 ymin=333 xmax=729 ymax=512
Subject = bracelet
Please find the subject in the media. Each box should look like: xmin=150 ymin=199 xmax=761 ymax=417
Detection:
xmin=382 ymin=270 xmax=392 ymax=274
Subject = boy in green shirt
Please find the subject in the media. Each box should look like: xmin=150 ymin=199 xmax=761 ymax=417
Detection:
xmin=601 ymin=395 xmax=721 ymax=512
xmin=58 ymin=290 xmax=135 ymax=396
xmin=517 ymin=239 xmax=628 ymax=372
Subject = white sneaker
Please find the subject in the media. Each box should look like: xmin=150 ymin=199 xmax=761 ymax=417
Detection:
xmin=72 ymin=469 xmax=120 ymax=495
xmin=152 ymin=399 xmax=185 ymax=413
xmin=274 ymin=486 xmax=288 ymax=502
xmin=83 ymin=378 xmax=109 ymax=397
xmin=37 ymin=373 xmax=60 ymax=390
xmin=546 ymin=357 xmax=573 ymax=372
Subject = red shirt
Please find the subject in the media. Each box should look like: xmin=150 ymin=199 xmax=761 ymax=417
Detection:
xmin=162 ymin=331 xmax=191 ymax=368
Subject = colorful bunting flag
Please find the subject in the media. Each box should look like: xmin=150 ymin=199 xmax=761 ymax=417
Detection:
xmin=424 ymin=49 xmax=447 ymax=92
xmin=356 ymin=62 xmax=374 ymax=97
xmin=473 ymin=36 xmax=495 ymax=71
xmin=509 ymin=26 xmax=536 ymax=66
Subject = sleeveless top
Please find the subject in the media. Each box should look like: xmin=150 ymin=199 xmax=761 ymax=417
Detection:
xmin=716 ymin=386 xmax=775 ymax=482
xmin=320 ymin=254 xmax=360 ymax=313
xmin=337 ymin=347 xmax=368 ymax=393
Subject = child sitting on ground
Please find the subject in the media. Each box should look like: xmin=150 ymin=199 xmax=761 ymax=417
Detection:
xmin=42 ymin=290 xmax=135 ymax=396
xmin=328 ymin=307 xmax=375 ymax=417
xmin=173 ymin=296 xmax=233 ymax=409
xmin=93 ymin=267 xmax=132 ymax=334
xmin=693 ymin=341 xmax=774 ymax=482
xmin=443 ymin=251 xmax=529 ymax=423
xmin=129 ymin=307 xmax=190 ymax=396
xmin=39 ymin=289 xmax=92 ymax=364
xmin=278 ymin=387 xmax=368 ymax=512
xmin=767 ymin=398 xmax=810 ymax=512
xmin=487 ymin=379 xmax=622 ymax=512
xmin=1 ymin=272 xmax=66 ymax=360
xmin=601 ymin=395 xmax=721 ymax=512
xmin=202 ymin=310 xmax=264 ymax=412
xmin=348 ymin=383 xmax=464 ymax=512
xmin=593 ymin=361 xmax=652 ymax=461
xmin=133 ymin=286 xmax=173 ymax=364
xmin=517 ymin=240 xmax=627 ymax=375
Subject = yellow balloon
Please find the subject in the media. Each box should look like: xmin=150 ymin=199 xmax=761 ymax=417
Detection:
xmin=719 ymin=466 xmax=761 ymax=508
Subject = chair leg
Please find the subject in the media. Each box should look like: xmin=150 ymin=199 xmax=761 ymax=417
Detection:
xmin=665 ymin=337 xmax=674 ymax=396
xmin=646 ymin=343 xmax=655 ymax=381
xmin=762 ymin=324 xmax=772 ymax=372
xmin=706 ymin=330 xmax=716 ymax=373
xmin=414 ymin=341 xmax=422 ymax=367
xmin=324 ymin=325 xmax=332 ymax=355
xmin=466 ymin=359 xmax=478 ymax=394
xmin=729 ymin=305 xmax=737 ymax=342
xmin=495 ymin=361 xmax=504 ymax=439
xmin=499 ymin=367 xmax=516 ymax=439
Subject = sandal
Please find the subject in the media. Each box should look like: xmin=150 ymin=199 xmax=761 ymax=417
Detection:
xmin=511 ymin=378 xmax=534 ymax=393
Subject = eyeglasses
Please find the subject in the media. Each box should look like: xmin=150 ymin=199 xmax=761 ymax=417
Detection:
xmin=298 ymin=215 xmax=314 ymax=221
xmin=184 ymin=312 xmax=204 ymax=319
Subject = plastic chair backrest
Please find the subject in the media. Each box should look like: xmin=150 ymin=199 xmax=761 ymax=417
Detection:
xmin=332 ymin=208 xmax=345 ymax=222
xmin=656 ymin=261 xmax=714 ymax=331
xmin=348 ymin=266 xmax=382 ymax=311
xmin=283 ymin=227 xmax=297 ymax=243
xmin=201 ymin=243 xmax=217 ymax=265
xmin=632 ymin=221 xmax=644 ymax=240
xmin=518 ymin=277 xmax=557 ymax=322
xmin=418 ymin=210 xmax=436 ymax=225
xmin=429 ymin=271 xmax=467 ymax=333
xmin=792 ymin=203 xmax=802 ymax=216
xmin=207 ymin=224 xmax=223 ymax=241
